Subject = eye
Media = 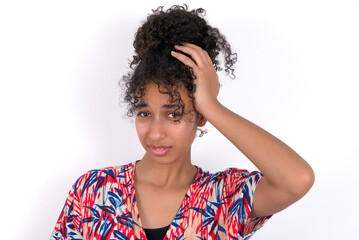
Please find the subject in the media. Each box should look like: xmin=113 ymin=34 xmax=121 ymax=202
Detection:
xmin=137 ymin=112 xmax=150 ymax=117
xmin=168 ymin=112 xmax=181 ymax=119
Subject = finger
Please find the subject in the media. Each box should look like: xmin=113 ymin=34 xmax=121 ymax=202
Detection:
xmin=182 ymin=43 xmax=214 ymax=65
xmin=183 ymin=43 xmax=214 ymax=66
xmin=182 ymin=42 xmax=204 ymax=51
xmin=171 ymin=51 xmax=197 ymax=69
xmin=176 ymin=43 xmax=208 ymax=62
xmin=174 ymin=44 xmax=208 ymax=67
xmin=202 ymin=50 xmax=213 ymax=65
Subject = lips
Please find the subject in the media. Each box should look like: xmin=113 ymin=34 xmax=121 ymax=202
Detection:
xmin=148 ymin=144 xmax=171 ymax=156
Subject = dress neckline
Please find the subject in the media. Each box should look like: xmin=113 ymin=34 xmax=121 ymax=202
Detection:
xmin=131 ymin=160 xmax=202 ymax=237
xmin=143 ymin=224 xmax=171 ymax=231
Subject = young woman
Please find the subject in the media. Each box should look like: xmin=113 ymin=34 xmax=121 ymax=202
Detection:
xmin=50 ymin=5 xmax=315 ymax=240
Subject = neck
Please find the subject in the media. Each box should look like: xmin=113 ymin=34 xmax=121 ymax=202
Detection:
xmin=134 ymin=154 xmax=197 ymax=189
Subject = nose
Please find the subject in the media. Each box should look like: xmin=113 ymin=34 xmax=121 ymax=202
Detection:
xmin=149 ymin=117 xmax=166 ymax=141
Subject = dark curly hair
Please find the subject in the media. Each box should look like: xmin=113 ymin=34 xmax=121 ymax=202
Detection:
xmin=120 ymin=4 xmax=237 ymax=125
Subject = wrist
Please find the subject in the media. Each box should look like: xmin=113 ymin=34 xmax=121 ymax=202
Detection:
xmin=197 ymin=99 xmax=223 ymax=121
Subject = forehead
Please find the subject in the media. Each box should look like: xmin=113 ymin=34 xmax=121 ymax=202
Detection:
xmin=140 ymin=82 xmax=192 ymax=106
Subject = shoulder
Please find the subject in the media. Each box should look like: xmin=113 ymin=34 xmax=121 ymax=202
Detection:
xmin=200 ymin=167 xmax=262 ymax=183
xmin=196 ymin=167 xmax=263 ymax=195
xmin=222 ymin=167 xmax=263 ymax=183
xmin=71 ymin=162 xmax=135 ymax=195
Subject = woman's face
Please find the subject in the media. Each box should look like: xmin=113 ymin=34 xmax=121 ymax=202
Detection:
xmin=135 ymin=82 xmax=201 ymax=165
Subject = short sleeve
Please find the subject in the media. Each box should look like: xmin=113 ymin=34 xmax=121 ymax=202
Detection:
xmin=49 ymin=175 xmax=85 ymax=240
xmin=222 ymin=168 xmax=272 ymax=239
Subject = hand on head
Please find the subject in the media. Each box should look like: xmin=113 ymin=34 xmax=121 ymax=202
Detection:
xmin=171 ymin=43 xmax=220 ymax=115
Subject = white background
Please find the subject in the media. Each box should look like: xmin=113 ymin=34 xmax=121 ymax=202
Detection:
xmin=1 ymin=0 xmax=358 ymax=239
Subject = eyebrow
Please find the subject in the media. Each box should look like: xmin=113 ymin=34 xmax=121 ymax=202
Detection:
xmin=162 ymin=104 xmax=180 ymax=109
xmin=135 ymin=103 xmax=148 ymax=109
xmin=135 ymin=103 xmax=180 ymax=109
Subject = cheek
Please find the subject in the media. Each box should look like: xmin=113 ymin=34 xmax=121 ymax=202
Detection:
xmin=135 ymin=121 xmax=146 ymax=139
xmin=175 ymin=123 xmax=197 ymax=142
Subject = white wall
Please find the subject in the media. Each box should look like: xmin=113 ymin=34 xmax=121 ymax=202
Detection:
xmin=1 ymin=0 xmax=358 ymax=239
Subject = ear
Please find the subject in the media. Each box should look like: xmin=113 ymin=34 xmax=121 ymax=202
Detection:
xmin=197 ymin=114 xmax=207 ymax=127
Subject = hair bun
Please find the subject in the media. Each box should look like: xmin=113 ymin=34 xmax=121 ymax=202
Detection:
xmin=132 ymin=5 xmax=208 ymax=65
xmin=129 ymin=4 xmax=236 ymax=77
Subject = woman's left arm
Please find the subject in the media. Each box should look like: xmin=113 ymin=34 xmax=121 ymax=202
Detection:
xmin=171 ymin=43 xmax=315 ymax=218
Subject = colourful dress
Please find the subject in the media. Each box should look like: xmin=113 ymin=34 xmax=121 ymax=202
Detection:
xmin=50 ymin=160 xmax=272 ymax=239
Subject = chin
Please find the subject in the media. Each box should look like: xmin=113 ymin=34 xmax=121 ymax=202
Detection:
xmin=151 ymin=157 xmax=177 ymax=165
xmin=143 ymin=153 xmax=178 ymax=166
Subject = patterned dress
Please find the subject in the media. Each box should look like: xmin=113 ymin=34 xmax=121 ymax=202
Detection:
xmin=50 ymin=160 xmax=272 ymax=239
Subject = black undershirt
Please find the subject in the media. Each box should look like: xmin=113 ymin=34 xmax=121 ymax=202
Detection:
xmin=144 ymin=225 xmax=171 ymax=240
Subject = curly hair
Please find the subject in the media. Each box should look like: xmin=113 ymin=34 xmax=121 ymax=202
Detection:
xmin=120 ymin=4 xmax=237 ymax=124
